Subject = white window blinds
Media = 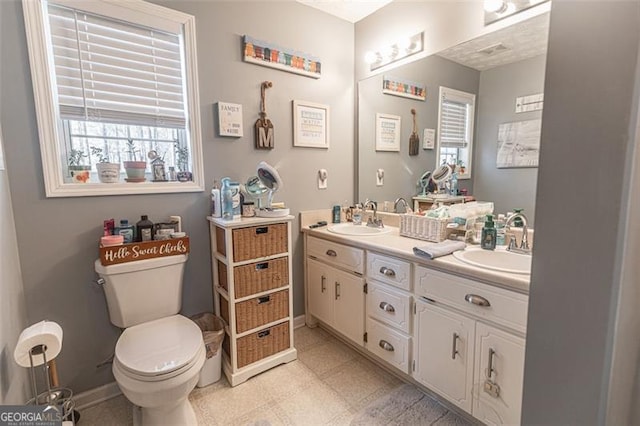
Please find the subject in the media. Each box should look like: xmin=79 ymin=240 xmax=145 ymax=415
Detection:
xmin=47 ymin=4 xmax=186 ymax=128
xmin=439 ymin=97 xmax=470 ymax=148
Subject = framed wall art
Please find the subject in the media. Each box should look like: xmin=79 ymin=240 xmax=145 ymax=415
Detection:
xmin=382 ymin=75 xmax=426 ymax=101
xmin=375 ymin=113 xmax=401 ymax=152
xmin=217 ymin=102 xmax=243 ymax=137
xmin=496 ymin=119 xmax=541 ymax=168
xmin=243 ymin=35 xmax=321 ymax=79
xmin=292 ymin=100 xmax=329 ymax=148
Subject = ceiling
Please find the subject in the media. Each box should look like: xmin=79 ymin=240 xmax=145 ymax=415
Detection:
xmin=296 ymin=0 xmax=393 ymax=23
xmin=437 ymin=13 xmax=550 ymax=71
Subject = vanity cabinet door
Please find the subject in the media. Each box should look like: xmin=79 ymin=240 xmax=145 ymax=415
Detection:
xmin=473 ymin=323 xmax=525 ymax=425
xmin=307 ymin=258 xmax=334 ymax=326
xmin=414 ymin=299 xmax=475 ymax=413
xmin=332 ymin=267 xmax=365 ymax=346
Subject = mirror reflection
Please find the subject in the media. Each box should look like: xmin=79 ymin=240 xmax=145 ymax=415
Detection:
xmin=357 ymin=12 xmax=549 ymax=225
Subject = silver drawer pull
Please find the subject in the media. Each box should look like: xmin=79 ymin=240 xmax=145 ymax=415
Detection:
xmin=326 ymin=249 xmax=337 ymax=257
xmin=451 ymin=333 xmax=459 ymax=359
xmin=379 ymin=266 xmax=396 ymax=277
xmin=464 ymin=294 xmax=491 ymax=307
xmin=379 ymin=340 xmax=394 ymax=352
xmin=379 ymin=301 xmax=395 ymax=313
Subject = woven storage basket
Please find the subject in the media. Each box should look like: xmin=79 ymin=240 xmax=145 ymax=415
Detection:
xmin=399 ymin=214 xmax=451 ymax=242
xmin=236 ymin=321 xmax=290 ymax=368
xmin=233 ymin=257 xmax=289 ymax=298
xmin=232 ymin=223 xmax=287 ymax=262
xmin=235 ymin=290 xmax=289 ymax=333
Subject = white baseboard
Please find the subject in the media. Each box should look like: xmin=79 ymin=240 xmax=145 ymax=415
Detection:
xmin=293 ymin=315 xmax=306 ymax=329
xmin=74 ymin=381 xmax=121 ymax=411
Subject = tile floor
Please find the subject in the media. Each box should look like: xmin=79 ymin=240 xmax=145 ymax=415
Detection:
xmin=79 ymin=326 xmax=464 ymax=425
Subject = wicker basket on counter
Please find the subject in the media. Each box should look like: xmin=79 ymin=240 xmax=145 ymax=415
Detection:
xmin=399 ymin=214 xmax=451 ymax=242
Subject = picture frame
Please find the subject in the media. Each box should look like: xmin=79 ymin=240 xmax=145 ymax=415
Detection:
xmin=243 ymin=35 xmax=321 ymax=79
xmin=382 ymin=75 xmax=426 ymax=101
xmin=292 ymin=100 xmax=330 ymax=148
xmin=423 ymin=128 xmax=435 ymax=149
xmin=375 ymin=113 xmax=401 ymax=152
xmin=496 ymin=119 xmax=541 ymax=168
xmin=217 ymin=102 xmax=243 ymax=137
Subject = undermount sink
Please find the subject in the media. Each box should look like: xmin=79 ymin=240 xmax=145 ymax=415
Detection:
xmin=452 ymin=247 xmax=532 ymax=275
xmin=327 ymin=223 xmax=392 ymax=236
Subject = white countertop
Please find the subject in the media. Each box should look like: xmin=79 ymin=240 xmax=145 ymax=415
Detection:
xmin=302 ymin=225 xmax=530 ymax=294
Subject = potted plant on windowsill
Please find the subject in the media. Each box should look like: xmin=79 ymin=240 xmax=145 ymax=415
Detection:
xmin=90 ymin=146 xmax=120 ymax=183
xmin=68 ymin=149 xmax=91 ymax=183
xmin=123 ymin=139 xmax=146 ymax=182
xmin=174 ymin=142 xmax=192 ymax=182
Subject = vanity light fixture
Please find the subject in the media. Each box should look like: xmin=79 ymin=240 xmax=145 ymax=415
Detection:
xmin=365 ymin=31 xmax=424 ymax=71
xmin=484 ymin=0 xmax=548 ymax=25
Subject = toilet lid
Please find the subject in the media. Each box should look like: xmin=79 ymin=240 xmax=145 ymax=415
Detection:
xmin=115 ymin=315 xmax=203 ymax=377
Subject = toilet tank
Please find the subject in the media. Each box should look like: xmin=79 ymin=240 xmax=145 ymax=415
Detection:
xmin=94 ymin=254 xmax=188 ymax=328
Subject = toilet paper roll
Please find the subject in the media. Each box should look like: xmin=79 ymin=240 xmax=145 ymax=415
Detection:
xmin=14 ymin=320 xmax=63 ymax=368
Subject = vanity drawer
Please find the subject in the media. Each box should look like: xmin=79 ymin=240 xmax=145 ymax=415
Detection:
xmin=307 ymin=236 xmax=364 ymax=274
xmin=367 ymin=281 xmax=412 ymax=334
xmin=366 ymin=252 xmax=412 ymax=291
xmin=414 ymin=266 xmax=528 ymax=334
xmin=232 ymin=223 xmax=288 ymax=262
xmin=366 ymin=318 xmax=411 ymax=374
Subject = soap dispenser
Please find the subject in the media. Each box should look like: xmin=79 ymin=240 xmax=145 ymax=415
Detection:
xmin=481 ymin=215 xmax=497 ymax=250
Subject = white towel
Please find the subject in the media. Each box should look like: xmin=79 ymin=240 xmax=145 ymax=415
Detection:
xmin=413 ymin=240 xmax=466 ymax=259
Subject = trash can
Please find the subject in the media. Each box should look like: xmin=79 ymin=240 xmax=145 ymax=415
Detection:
xmin=190 ymin=313 xmax=225 ymax=387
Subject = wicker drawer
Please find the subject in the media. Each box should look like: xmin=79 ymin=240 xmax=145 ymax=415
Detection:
xmin=232 ymin=223 xmax=288 ymax=262
xmin=235 ymin=290 xmax=289 ymax=333
xmin=414 ymin=266 xmax=528 ymax=334
xmin=366 ymin=252 xmax=412 ymax=291
xmin=233 ymin=257 xmax=289 ymax=298
xmin=236 ymin=321 xmax=290 ymax=368
xmin=307 ymin=236 xmax=364 ymax=274
xmin=366 ymin=318 xmax=411 ymax=374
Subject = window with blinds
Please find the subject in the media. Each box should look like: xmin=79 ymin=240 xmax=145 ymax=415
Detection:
xmin=22 ymin=0 xmax=203 ymax=197
xmin=437 ymin=87 xmax=476 ymax=179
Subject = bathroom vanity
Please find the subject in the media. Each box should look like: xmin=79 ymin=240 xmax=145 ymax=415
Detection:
xmin=301 ymin=211 xmax=529 ymax=425
xmin=208 ymin=216 xmax=297 ymax=386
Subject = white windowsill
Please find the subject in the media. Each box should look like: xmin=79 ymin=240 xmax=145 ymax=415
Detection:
xmin=48 ymin=180 xmax=203 ymax=197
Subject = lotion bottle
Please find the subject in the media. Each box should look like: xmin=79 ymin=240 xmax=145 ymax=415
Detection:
xmin=211 ymin=180 xmax=221 ymax=218
xmin=481 ymin=215 xmax=497 ymax=250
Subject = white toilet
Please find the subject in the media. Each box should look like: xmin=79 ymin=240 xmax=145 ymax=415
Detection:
xmin=95 ymin=254 xmax=205 ymax=425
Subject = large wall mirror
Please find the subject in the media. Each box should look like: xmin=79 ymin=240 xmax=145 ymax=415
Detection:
xmin=357 ymin=12 xmax=549 ymax=225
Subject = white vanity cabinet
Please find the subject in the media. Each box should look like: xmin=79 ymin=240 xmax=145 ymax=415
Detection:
xmin=414 ymin=299 xmax=475 ymax=412
xmin=414 ymin=265 xmax=528 ymax=424
xmin=306 ymin=236 xmax=366 ymax=345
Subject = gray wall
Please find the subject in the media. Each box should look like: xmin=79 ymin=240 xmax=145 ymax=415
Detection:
xmin=474 ymin=55 xmax=546 ymax=224
xmin=522 ymin=1 xmax=640 ymax=423
xmin=1 ymin=0 xmax=354 ymax=394
xmin=358 ymin=55 xmax=478 ymax=204
xmin=0 ymin=130 xmax=30 ymax=404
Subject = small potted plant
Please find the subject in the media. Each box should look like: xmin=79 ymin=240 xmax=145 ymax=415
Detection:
xmin=68 ymin=148 xmax=91 ymax=183
xmin=174 ymin=142 xmax=192 ymax=182
xmin=90 ymin=146 xmax=120 ymax=183
xmin=123 ymin=139 xmax=147 ymax=182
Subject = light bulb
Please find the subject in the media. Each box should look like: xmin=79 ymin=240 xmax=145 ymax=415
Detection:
xmin=503 ymin=2 xmax=516 ymax=14
xmin=398 ymin=37 xmax=412 ymax=51
xmin=364 ymin=51 xmax=377 ymax=64
xmin=484 ymin=0 xmax=506 ymax=13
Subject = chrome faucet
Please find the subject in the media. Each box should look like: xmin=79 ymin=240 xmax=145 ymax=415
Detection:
xmin=393 ymin=197 xmax=409 ymax=214
xmin=505 ymin=212 xmax=531 ymax=254
xmin=364 ymin=200 xmax=384 ymax=228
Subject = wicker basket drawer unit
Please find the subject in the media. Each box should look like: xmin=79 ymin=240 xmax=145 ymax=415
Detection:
xmin=236 ymin=321 xmax=290 ymax=368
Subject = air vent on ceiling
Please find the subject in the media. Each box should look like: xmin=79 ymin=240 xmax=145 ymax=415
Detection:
xmin=477 ymin=42 xmax=509 ymax=56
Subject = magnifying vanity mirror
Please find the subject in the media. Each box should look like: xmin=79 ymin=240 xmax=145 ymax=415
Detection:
xmin=255 ymin=161 xmax=290 ymax=217
xmin=357 ymin=12 xmax=549 ymax=225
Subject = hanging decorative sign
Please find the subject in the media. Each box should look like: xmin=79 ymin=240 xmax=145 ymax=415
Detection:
xmin=255 ymin=81 xmax=274 ymax=150
xmin=409 ymin=108 xmax=419 ymax=156
xmin=217 ymin=102 xmax=244 ymax=137
xmin=243 ymin=35 xmax=321 ymax=79
xmin=99 ymin=237 xmax=190 ymax=266
xmin=382 ymin=75 xmax=426 ymax=101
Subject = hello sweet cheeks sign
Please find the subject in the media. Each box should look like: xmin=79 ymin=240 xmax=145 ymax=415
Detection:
xmin=99 ymin=237 xmax=190 ymax=266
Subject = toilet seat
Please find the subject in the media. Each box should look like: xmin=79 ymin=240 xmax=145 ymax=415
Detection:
xmin=115 ymin=315 xmax=203 ymax=382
